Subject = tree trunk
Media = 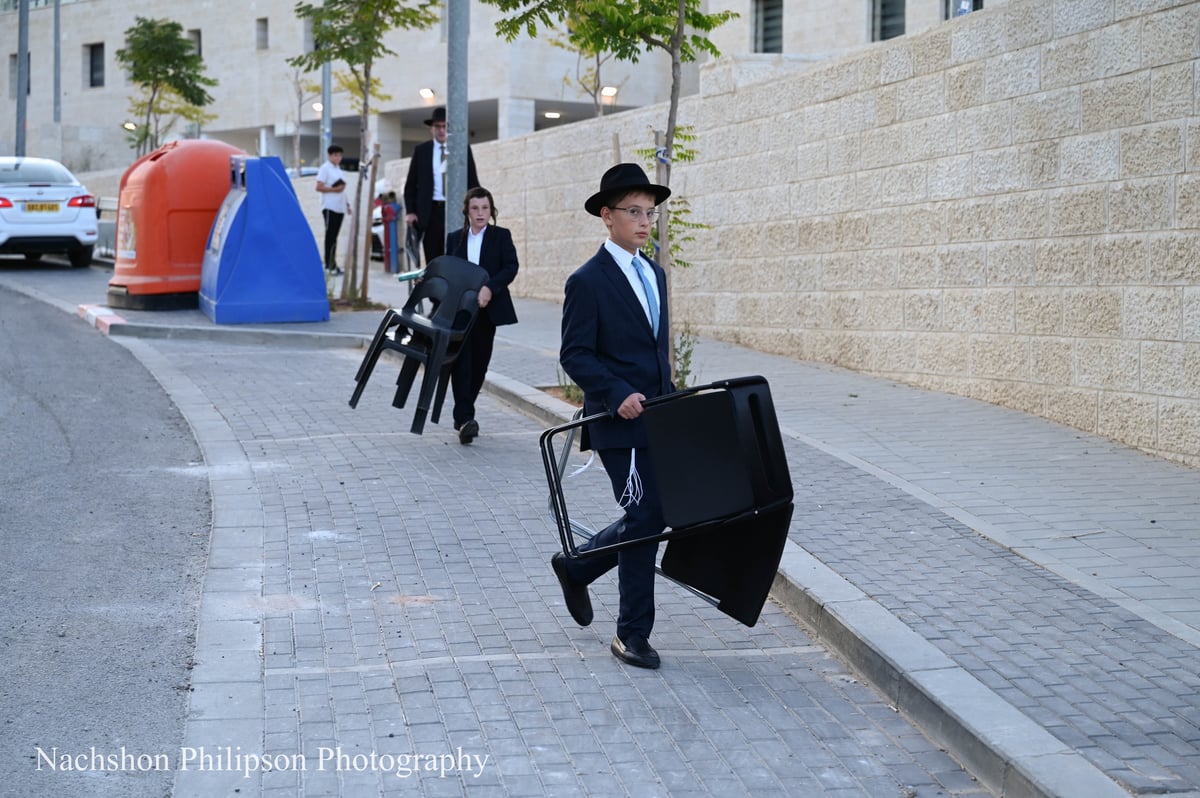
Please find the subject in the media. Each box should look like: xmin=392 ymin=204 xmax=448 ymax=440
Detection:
xmin=293 ymin=101 xmax=302 ymax=170
xmin=659 ymin=0 xmax=687 ymax=369
xmin=361 ymin=142 xmax=380 ymax=303
xmin=343 ymin=63 xmax=372 ymax=303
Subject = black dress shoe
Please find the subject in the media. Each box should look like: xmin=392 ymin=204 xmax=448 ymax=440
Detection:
xmin=458 ymin=419 xmax=479 ymax=445
xmin=611 ymin=634 xmax=660 ymax=669
xmin=550 ymin=553 xmax=592 ymax=627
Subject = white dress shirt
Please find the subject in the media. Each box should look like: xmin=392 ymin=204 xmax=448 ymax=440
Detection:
xmin=604 ymin=239 xmax=658 ymax=327
xmin=466 ymin=226 xmax=485 ymax=265
xmin=432 ymin=141 xmax=446 ymax=202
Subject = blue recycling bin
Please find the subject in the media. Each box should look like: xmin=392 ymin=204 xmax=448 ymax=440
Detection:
xmin=199 ymin=156 xmax=329 ymax=324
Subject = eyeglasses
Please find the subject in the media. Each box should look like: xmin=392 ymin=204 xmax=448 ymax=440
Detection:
xmin=610 ymin=206 xmax=659 ymax=222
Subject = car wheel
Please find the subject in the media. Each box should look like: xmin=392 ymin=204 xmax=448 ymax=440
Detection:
xmin=24 ymin=252 xmax=43 ymax=263
xmin=69 ymin=245 xmax=94 ymax=269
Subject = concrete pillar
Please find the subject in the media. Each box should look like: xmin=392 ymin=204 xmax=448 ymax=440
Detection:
xmin=376 ymin=113 xmax=404 ymax=177
xmin=498 ymin=97 xmax=536 ymax=139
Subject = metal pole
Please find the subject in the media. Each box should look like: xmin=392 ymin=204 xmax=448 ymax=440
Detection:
xmin=16 ymin=0 xmax=30 ymax=156
xmin=445 ymin=0 xmax=469 ymax=234
xmin=54 ymin=0 xmax=61 ymax=125
xmin=321 ymin=62 xmax=332 ymax=152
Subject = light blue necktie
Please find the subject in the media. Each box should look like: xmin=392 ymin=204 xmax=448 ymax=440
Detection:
xmin=630 ymin=256 xmax=659 ymax=336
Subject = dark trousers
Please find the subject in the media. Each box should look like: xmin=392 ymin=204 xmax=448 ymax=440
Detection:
xmin=566 ymin=447 xmax=664 ymax=640
xmin=450 ymin=312 xmax=497 ymax=428
xmin=322 ymin=209 xmax=344 ymax=270
xmin=420 ymin=201 xmax=446 ymax=266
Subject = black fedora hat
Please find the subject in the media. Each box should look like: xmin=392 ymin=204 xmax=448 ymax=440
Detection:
xmin=585 ymin=163 xmax=671 ymax=217
xmin=423 ymin=106 xmax=447 ymax=126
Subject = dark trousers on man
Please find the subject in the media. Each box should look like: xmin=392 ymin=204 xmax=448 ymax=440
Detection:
xmin=420 ymin=200 xmax=446 ymax=266
xmin=564 ymin=447 xmax=664 ymax=640
xmin=322 ymin=209 xmax=344 ymax=270
xmin=450 ymin=312 xmax=497 ymax=429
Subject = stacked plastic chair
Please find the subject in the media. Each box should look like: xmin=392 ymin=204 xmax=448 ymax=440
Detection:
xmin=349 ymin=255 xmax=488 ymax=434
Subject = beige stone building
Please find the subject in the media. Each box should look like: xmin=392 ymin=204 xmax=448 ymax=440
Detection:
xmin=1 ymin=0 xmax=667 ymax=170
xmin=3 ymin=0 xmax=1003 ymax=171
xmin=7 ymin=0 xmax=1198 ymax=469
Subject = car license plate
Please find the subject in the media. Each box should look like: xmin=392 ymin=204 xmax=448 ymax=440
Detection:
xmin=25 ymin=202 xmax=60 ymax=212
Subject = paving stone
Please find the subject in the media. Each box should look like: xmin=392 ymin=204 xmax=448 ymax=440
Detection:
xmin=17 ymin=265 xmax=1200 ymax=798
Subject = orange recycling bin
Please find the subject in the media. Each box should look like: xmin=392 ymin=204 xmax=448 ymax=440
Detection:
xmin=107 ymin=139 xmax=246 ymax=310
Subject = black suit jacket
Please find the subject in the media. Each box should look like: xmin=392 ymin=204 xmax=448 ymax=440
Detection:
xmin=445 ymin=225 xmax=519 ymax=327
xmin=403 ymin=140 xmax=479 ymax=229
xmin=560 ymin=246 xmax=673 ymax=451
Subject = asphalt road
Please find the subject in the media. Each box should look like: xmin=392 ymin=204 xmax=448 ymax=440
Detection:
xmin=0 ymin=283 xmax=210 ymax=797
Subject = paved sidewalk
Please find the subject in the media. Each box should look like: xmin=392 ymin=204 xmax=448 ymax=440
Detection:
xmin=4 ymin=262 xmax=1200 ymax=797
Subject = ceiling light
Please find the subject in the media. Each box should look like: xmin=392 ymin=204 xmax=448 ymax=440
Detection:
xmin=600 ymin=86 xmax=618 ymax=97
xmin=544 ymin=111 xmax=561 ymax=119
xmin=419 ymin=88 xmax=435 ymax=100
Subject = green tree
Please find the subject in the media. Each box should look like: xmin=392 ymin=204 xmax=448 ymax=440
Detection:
xmin=547 ymin=18 xmax=622 ymax=118
xmin=124 ymin=86 xmax=217 ymax=155
xmin=486 ymin=1 xmax=735 ymax=216
xmin=487 ymin=0 xmax=735 ymax=367
xmin=285 ymin=68 xmax=324 ymax=171
xmin=116 ymin=17 xmax=217 ymax=157
xmin=289 ymin=0 xmax=439 ymax=306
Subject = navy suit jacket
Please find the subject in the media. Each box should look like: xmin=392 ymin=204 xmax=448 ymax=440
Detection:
xmin=560 ymin=245 xmax=673 ymax=451
xmin=445 ymin=225 xmax=519 ymax=327
xmin=403 ymin=140 xmax=479 ymax=229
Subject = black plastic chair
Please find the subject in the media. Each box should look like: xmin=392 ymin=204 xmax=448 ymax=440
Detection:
xmin=349 ymin=255 xmax=488 ymax=434
xmin=540 ymin=376 xmax=794 ymax=626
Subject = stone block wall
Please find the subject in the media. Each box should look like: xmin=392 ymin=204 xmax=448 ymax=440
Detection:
xmin=388 ymin=0 xmax=1198 ymax=466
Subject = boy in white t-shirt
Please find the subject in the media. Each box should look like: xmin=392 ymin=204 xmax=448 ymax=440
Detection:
xmin=316 ymin=145 xmax=349 ymax=275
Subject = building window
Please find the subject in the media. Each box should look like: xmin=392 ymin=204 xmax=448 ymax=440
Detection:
xmin=946 ymin=0 xmax=983 ymax=18
xmin=85 ymin=42 xmax=104 ymax=88
xmin=188 ymin=28 xmax=202 ymax=58
xmin=873 ymin=0 xmax=905 ymax=41
xmin=753 ymin=0 xmax=783 ymax=54
xmin=256 ymin=18 xmax=269 ymax=50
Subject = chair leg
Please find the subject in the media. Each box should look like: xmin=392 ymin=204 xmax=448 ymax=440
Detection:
xmin=354 ymin=310 xmax=396 ymax=382
xmin=391 ymin=357 xmax=421 ymax=409
xmin=348 ymin=352 xmax=378 ymax=408
xmin=430 ymin=366 xmax=453 ymax=425
xmin=349 ymin=325 xmax=396 ymax=408
xmin=409 ymin=346 xmax=449 ymax=435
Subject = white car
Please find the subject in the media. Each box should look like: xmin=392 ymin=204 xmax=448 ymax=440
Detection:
xmin=0 ymin=156 xmax=98 ymax=268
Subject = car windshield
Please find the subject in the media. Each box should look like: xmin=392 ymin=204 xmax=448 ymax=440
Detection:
xmin=0 ymin=160 xmax=77 ymax=185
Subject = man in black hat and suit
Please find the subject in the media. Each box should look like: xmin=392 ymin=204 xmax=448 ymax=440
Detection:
xmin=551 ymin=163 xmax=674 ymax=670
xmin=403 ymin=106 xmax=480 ymax=266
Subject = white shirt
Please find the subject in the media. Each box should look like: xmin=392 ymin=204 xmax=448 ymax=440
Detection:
xmin=466 ymin=226 xmax=485 ymax=265
xmin=432 ymin=141 xmax=446 ymax=202
xmin=604 ymin=239 xmax=659 ymax=327
xmin=316 ymin=160 xmax=348 ymax=213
